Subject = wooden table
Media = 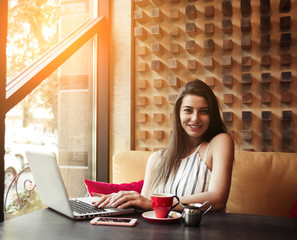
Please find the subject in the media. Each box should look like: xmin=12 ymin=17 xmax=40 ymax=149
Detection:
xmin=1 ymin=209 xmax=297 ymax=240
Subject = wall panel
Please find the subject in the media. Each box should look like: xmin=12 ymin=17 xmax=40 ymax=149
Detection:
xmin=132 ymin=0 xmax=296 ymax=152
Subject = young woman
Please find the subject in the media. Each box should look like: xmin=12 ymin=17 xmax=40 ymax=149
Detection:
xmin=93 ymin=80 xmax=234 ymax=212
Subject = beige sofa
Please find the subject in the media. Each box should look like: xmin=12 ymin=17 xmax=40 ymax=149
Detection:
xmin=112 ymin=150 xmax=297 ymax=217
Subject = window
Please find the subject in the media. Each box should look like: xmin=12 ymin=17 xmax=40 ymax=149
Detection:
xmin=1 ymin=0 xmax=109 ymax=221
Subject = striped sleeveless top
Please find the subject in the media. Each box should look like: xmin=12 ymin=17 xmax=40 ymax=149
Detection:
xmin=154 ymin=142 xmax=211 ymax=197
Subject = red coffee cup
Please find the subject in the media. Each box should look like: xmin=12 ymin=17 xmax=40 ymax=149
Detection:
xmin=151 ymin=193 xmax=180 ymax=218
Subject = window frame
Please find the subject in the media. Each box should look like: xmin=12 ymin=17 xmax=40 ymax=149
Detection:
xmin=0 ymin=0 xmax=8 ymax=224
xmin=0 ymin=0 xmax=109 ymax=222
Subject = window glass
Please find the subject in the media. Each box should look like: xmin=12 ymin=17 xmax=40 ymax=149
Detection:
xmin=7 ymin=0 xmax=60 ymax=81
xmin=5 ymin=0 xmax=95 ymax=219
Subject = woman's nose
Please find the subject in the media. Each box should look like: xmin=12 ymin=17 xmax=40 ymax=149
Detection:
xmin=191 ymin=112 xmax=199 ymax=121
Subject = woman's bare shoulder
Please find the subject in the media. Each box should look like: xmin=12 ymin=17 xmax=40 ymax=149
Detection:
xmin=147 ymin=149 xmax=163 ymax=168
xmin=211 ymin=133 xmax=234 ymax=146
xmin=209 ymin=133 xmax=234 ymax=161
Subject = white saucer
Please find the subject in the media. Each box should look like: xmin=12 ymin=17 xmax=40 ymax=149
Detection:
xmin=142 ymin=211 xmax=182 ymax=224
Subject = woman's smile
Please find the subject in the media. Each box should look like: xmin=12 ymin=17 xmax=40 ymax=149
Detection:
xmin=187 ymin=123 xmax=203 ymax=131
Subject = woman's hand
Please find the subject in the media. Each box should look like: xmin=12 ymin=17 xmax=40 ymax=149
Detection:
xmin=92 ymin=191 xmax=153 ymax=211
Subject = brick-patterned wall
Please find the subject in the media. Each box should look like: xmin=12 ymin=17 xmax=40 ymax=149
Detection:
xmin=133 ymin=0 xmax=296 ymax=152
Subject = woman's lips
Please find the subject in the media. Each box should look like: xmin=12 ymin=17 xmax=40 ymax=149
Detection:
xmin=188 ymin=124 xmax=202 ymax=130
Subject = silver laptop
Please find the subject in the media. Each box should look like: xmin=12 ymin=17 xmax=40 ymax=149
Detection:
xmin=26 ymin=151 xmax=135 ymax=219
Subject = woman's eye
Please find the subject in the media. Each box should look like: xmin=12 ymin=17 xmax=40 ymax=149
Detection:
xmin=199 ymin=109 xmax=209 ymax=115
xmin=184 ymin=108 xmax=192 ymax=113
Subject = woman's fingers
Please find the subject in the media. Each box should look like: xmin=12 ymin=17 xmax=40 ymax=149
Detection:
xmin=118 ymin=200 xmax=139 ymax=208
xmin=92 ymin=193 xmax=115 ymax=208
xmin=91 ymin=191 xmax=151 ymax=210
xmin=109 ymin=193 xmax=130 ymax=207
xmin=108 ymin=191 xmax=138 ymax=207
xmin=116 ymin=193 xmax=152 ymax=210
xmin=109 ymin=191 xmax=151 ymax=209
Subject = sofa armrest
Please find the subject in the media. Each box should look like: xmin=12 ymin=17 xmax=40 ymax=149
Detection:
xmin=112 ymin=150 xmax=152 ymax=184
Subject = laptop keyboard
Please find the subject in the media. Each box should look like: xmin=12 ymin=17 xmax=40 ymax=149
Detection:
xmin=70 ymin=199 xmax=105 ymax=214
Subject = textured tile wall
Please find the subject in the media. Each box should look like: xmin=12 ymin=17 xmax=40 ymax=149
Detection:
xmin=133 ymin=0 xmax=296 ymax=152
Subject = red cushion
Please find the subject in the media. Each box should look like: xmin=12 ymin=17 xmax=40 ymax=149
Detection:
xmin=84 ymin=179 xmax=144 ymax=196
xmin=290 ymin=201 xmax=297 ymax=217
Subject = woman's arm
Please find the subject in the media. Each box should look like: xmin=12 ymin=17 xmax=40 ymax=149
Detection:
xmin=174 ymin=133 xmax=234 ymax=212
xmin=141 ymin=151 xmax=161 ymax=198
xmin=93 ymin=151 xmax=161 ymax=210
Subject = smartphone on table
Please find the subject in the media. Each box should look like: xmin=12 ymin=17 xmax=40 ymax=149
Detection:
xmin=90 ymin=217 xmax=138 ymax=227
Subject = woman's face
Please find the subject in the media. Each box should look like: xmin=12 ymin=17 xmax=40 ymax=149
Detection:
xmin=179 ymin=95 xmax=210 ymax=144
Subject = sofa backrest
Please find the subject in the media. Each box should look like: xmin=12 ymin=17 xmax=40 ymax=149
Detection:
xmin=112 ymin=150 xmax=297 ymax=217
xmin=227 ymin=150 xmax=297 ymax=217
